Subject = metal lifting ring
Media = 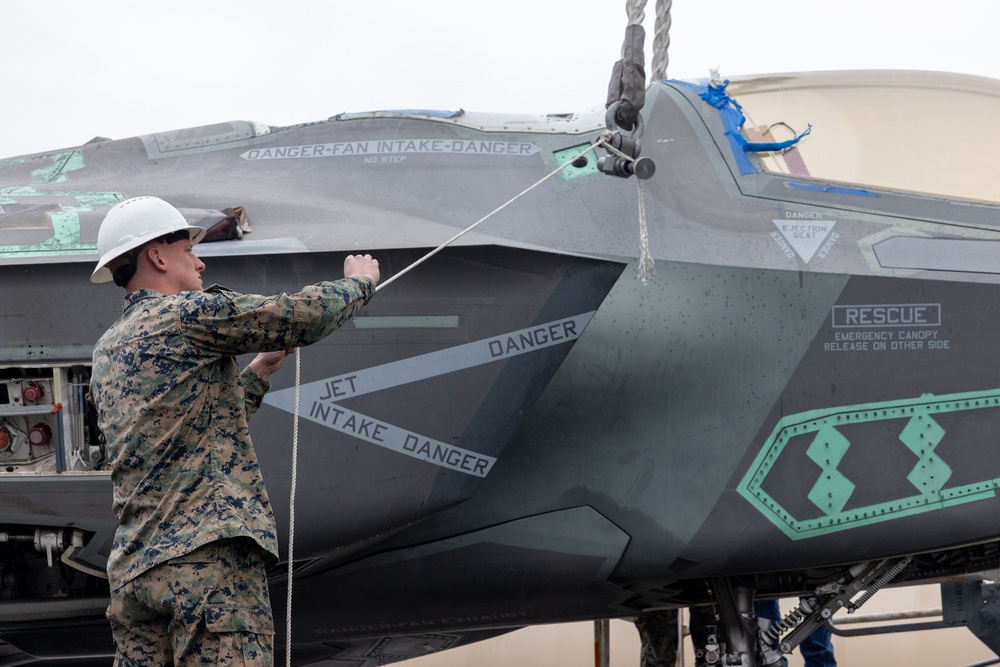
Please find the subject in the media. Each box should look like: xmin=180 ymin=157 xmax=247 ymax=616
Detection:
xmin=605 ymin=101 xmax=645 ymax=138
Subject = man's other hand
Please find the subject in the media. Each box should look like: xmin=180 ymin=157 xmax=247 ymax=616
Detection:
xmin=344 ymin=254 xmax=380 ymax=285
xmin=249 ymin=349 xmax=295 ymax=382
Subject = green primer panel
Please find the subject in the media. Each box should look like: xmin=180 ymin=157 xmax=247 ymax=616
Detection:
xmin=740 ymin=390 xmax=1000 ymax=539
xmin=0 ymin=170 xmax=124 ymax=258
xmin=805 ymin=426 xmax=855 ymax=515
xmin=553 ymin=143 xmax=599 ymax=180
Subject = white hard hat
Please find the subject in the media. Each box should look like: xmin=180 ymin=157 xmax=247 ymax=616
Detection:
xmin=91 ymin=196 xmax=207 ymax=284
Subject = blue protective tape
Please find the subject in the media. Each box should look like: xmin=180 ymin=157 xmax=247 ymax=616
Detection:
xmin=739 ymin=127 xmax=812 ymax=153
xmin=671 ymin=79 xmax=811 ymax=175
xmin=785 ymin=181 xmax=878 ymax=198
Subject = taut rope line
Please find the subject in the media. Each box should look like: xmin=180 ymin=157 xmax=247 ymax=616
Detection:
xmin=374 ymin=141 xmax=604 ymax=294
xmin=286 ymin=353 xmax=300 ymax=667
xmin=284 ymin=135 xmax=646 ymax=663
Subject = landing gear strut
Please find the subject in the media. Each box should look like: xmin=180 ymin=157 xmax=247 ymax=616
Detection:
xmin=701 ymin=558 xmax=910 ymax=666
xmin=703 ymin=576 xmax=767 ymax=667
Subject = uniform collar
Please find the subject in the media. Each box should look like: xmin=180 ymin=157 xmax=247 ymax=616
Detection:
xmin=121 ymin=288 xmax=165 ymax=313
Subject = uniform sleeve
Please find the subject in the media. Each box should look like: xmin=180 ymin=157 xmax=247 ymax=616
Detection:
xmin=240 ymin=366 xmax=269 ymax=420
xmin=179 ymin=277 xmax=375 ymax=356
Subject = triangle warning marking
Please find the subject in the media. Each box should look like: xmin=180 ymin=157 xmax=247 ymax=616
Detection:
xmin=773 ymin=219 xmax=837 ymax=263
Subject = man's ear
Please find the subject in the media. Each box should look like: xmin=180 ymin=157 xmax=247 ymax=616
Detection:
xmin=146 ymin=245 xmax=168 ymax=271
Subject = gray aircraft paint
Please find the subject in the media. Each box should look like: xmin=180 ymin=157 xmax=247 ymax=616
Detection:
xmin=264 ymin=312 xmax=595 ymax=475
xmin=3 ymin=71 xmax=1000 ymax=665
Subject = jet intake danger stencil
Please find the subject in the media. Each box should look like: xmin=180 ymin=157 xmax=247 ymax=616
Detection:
xmin=264 ymin=312 xmax=596 ymax=477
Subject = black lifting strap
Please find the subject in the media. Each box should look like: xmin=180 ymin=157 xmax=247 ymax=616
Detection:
xmin=606 ymin=23 xmax=647 ymax=133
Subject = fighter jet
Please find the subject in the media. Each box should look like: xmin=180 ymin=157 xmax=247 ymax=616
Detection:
xmin=1 ymin=68 xmax=1000 ymax=666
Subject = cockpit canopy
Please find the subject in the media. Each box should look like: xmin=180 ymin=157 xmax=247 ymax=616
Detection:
xmin=726 ymin=70 xmax=1000 ymax=205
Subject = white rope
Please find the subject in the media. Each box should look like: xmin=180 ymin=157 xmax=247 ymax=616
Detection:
xmin=375 ymin=142 xmax=602 ymax=294
xmin=636 ymin=177 xmax=655 ymax=283
xmin=285 ymin=351 xmax=300 ymax=667
xmin=283 ymin=136 xmax=653 ymax=660
xmin=283 ymin=140 xmax=596 ymax=659
xmin=599 ymin=134 xmax=655 ymax=282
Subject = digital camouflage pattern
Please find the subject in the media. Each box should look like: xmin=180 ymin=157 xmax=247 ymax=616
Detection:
xmin=635 ymin=610 xmax=680 ymax=667
xmin=107 ymin=538 xmax=274 ymax=667
xmin=635 ymin=606 xmax=719 ymax=667
xmin=91 ymin=278 xmax=375 ymax=590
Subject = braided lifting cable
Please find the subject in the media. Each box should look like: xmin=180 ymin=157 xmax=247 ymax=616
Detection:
xmin=284 ymin=10 xmax=662 ymax=662
xmin=651 ymin=0 xmax=672 ymax=81
xmin=284 ymin=139 xmax=607 ymax=663
xmin=627 ymin=0 xmax=672 ymax=81
xmin=615 ymin=0 xmax=656 ymax=283
xmin=625 ymin=0 xmax=646 ymax=27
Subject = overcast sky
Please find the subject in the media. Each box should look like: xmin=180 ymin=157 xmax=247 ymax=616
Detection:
xmin=2 ymin=0 xmax=997 ymax=158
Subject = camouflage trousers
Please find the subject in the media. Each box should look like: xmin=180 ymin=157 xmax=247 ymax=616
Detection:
xmin=635 ymin=611 xmax=680 ymax=667
xmin=635 ymin=607 xmax=718 ymax=667
xmin=107 ymin=537 xmax=274 ymax=667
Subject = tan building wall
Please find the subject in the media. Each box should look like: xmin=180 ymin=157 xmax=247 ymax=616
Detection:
xmin=405 ymin=585 xmax=995 ymax=666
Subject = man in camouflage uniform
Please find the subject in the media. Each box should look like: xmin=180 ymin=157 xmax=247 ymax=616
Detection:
xmin=635 ymin=606 xmax=718 ymax=667
xmin=89 ymin=196 xmax=380 ymax=666
xmin=635 ymin=610 xmax=680 ymax=666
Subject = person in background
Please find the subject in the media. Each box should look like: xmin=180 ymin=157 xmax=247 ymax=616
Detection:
xmin=755 ymin=599 xmax=836 ymax=667
xmin=635 ymin=600 xmax=835 ymax=667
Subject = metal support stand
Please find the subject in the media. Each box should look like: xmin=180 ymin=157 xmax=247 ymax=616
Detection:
xmin=594 ymin=618 xmax=610 ymax=667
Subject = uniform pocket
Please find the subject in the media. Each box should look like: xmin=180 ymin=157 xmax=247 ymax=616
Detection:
xmin=204 ymin=603 xmax=274 ymax=635
xmin=204 ymin=604 xmax=274 ymax=667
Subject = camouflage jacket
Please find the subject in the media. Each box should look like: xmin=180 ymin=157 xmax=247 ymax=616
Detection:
xmin=92 ymin=278 xmax=374 ymax=589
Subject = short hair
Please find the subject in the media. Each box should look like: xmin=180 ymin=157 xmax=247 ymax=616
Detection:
xmin=111 ymin=230 xmax=191 ymax=288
